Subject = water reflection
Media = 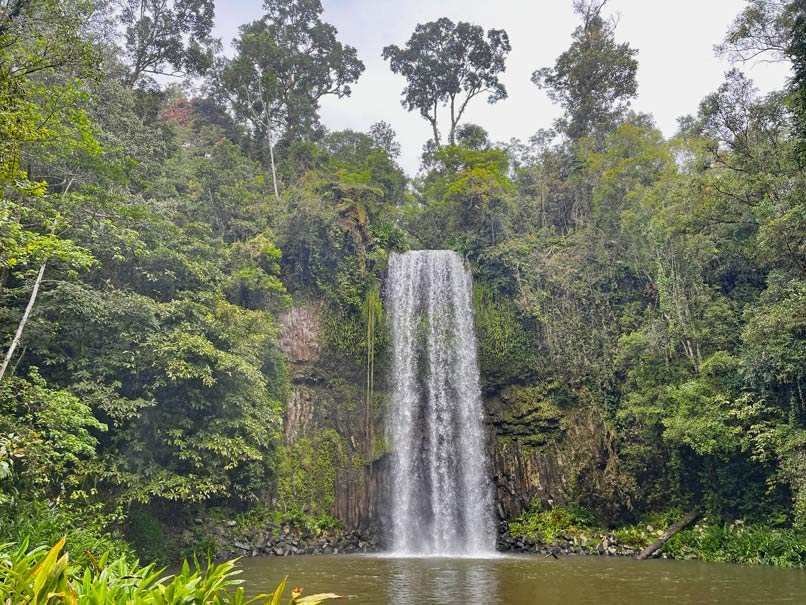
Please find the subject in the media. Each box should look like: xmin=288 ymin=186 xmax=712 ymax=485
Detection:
xmin=385 ymin=557 xmax=498 ymax=605
xmin=237 ymin=553 xmax=806 ymax=604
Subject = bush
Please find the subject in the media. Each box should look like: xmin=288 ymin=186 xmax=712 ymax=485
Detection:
xmin=509 ymin=501 xmax=596 ymax=542
xmin=612 ymin=525 xmax=651 ymax=549
xmin=0 ymin=497 xmax=130 ymax=565
xmin=612 ymin=509 xmax=686 ymax=549
xmin=126 ymin=509 xmax=170 ymax=564
xmin=236 ymin=505 xmax=342 ymax=537
xmin=664 ymin=522 xmax=806 ymax=567
xmin=0 ymin=537 xmax=341 ymax=604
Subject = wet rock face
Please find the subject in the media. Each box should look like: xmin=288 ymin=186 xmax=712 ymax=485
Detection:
xmin=278 ymin=306 xmax=322 ymax=369
xmin=285 ymin=386 xmax=314 ymax=443
xmin=488 ymin=401 xmax=623 ymax=522
xmin=493 ymin=441 xmax=566 ymax=519
xmin=273 ymin=303 xmax=389 ymax=534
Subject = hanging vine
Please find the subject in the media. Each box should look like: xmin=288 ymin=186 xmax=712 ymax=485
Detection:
xmin=363 ymin=279 xmax=382 ymax=467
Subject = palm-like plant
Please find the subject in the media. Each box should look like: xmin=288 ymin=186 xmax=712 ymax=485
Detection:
xmin=0 ymin=538 xmax=341 ymax=605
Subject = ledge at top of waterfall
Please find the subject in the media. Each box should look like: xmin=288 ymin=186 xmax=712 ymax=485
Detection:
xmin=386 ymin=250 xmax=495 ymax=557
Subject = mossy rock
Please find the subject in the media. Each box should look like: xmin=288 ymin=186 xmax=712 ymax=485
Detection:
xmin=492 ymin=384 xmax=565 ymax=448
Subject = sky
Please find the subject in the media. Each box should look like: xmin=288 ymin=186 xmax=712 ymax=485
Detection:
xmin=212 ymin=0 xmax=791 ymax=175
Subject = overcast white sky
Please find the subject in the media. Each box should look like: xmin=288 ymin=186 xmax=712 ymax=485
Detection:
xmin=213 ymin=0 xmax=791 ymax=174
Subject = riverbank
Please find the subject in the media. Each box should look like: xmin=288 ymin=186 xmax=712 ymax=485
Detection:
xmin=174 ymin=516 xmax=648 ymax=561
xmin=497 ymin=522 xmax=645 ymax=558
xmin=501 ymin=507 xmax=806 ymax=567
xmin=170 ymin=516 xmax=382 ymax=561
xmin=163 ymin=510 xmax=806 ymax=567
xmin=169 ymin=516 xmax=636 ymax=562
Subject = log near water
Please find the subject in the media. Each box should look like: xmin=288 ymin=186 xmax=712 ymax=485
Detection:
xmin=638 ymin=510 xmax=702 ymax=560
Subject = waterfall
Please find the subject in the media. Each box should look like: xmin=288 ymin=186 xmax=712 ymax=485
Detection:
xmin=387 ymin=250 xmax=495 ymax=556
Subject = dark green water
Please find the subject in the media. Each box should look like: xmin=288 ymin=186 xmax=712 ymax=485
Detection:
xmin=237 ymin=553 xmax=806 ymax=604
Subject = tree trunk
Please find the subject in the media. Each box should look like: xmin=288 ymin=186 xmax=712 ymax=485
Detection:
xmin=0 ymin=182 xmax=70 ymax=382
xmin=430 ymin=101 xmax=442 ymax=150
xmin=449 ymin=95 xmax=456 ymax=146
xmin=637 ymin=510 xmax=702 ymax=560
xmin=267 ymin=121 xmax=280 ymax=201
xmin=0 ymin=260 xmax=47 ymax=381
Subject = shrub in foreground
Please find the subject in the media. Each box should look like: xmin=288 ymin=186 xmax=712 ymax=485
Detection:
xmin=0 ymin=537 xmax=340 ymax=604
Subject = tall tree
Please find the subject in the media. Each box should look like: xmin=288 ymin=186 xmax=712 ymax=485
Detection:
xmin=117 ymin=0 xmax=218 ymax=87
xmin=215 ymin=0 xmax=363 ymax=199
xmin=792 ymin=0 xmax=806 ymax=166
xmin=718 ymin=0 xmax=806 ymax=166
xmin=532 ymin=0 xmax=638 ymax=143
xmin=1 ymin=0 xmax=98 ymax=381
xmin=382 ymin=18 xmax=510 ymax=149
xmin=716 ymin=0 xmax=796 ymax=61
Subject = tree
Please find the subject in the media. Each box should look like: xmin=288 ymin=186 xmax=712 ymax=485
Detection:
xmin=155 ymin=100 xmax=268 ymax=241
xmin=717 ymin=0 xmax=796 ymax=62
xmin=786 ymin=0 xmax=806 ymax=167
xmin=455 ymin=123 xmax=491 ymax=150
xmin=0 ymin=369 xmax=104 ymax=498
xmin=1 ymin=0 xmax=99 ymax=382
xmin=382 ymin=18 xmax=510 ymax=149
xmin=1 ymin=0 xmax=99 ymax=181
xmin=0 ymin=197 xmax=94 ymax=382
xmin=0 ymin=0 xmax=97 ymax=80
xmin=318 ymin=127 xmax=407 ymax=206
xmin=215 ymin=0 xmax=364 ymax=199
xmin=532 ymin=0 xmax=638 ymax=143
xmin=368 ymin=121 xmax=401 ymax=159
xmin=716 ymin=0 xmax=806 ymax=165
xmin=117 ymin=0 xmax=218 ymax=88
xmin=407 ymin=145 xmax=513 ymax=251
xmin=707 ymin=5 xmax=806 ymax=516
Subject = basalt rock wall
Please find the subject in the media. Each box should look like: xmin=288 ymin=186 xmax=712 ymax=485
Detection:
xmin=487 ymin=388 xmax=623 ymax=521
xmin=277 ymin=304 xmax=391 ymax=535
xmin=277 ymin=303 xmax=620 ymax=534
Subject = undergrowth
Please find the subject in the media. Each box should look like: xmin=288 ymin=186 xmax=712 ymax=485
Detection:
xmin=664 ymin=522 xmax=806 ymax=567
xmin=508 ymin=501 xmax=596 ymax=542
xmin=0 ymin=537 xmax=340 ymax=604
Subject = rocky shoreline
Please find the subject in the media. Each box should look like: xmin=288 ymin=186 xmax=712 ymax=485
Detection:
xmin=496 ymin=521 xmax=648 ymax=558
xmin=186 ymin=518 xmax=658 ymax=560
xmin=183 ymin=518 xmax=382 ymax=560
xmin=497 ymin=530 xmax=647 ymax=558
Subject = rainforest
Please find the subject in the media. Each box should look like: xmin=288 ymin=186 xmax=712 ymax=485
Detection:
xmin=1 ymin=0 xmax=806 ymax=601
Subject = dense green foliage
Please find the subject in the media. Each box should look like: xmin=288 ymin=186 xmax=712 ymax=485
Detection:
xmin=0 ymin=537 xmax=339 ymax=604
xmin=509 ymin=502 xmax=595 ymax=543
xmin=509 ymin=505 xmax=806 ymax=567
xmin=1 ymin=0 xmax=805 ymax=569
xmin=665 ymin=522 xmax=806 ymax=567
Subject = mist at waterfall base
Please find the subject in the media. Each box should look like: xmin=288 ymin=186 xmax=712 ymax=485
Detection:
xmin=385 ymin=250 xmax=495 ymax=557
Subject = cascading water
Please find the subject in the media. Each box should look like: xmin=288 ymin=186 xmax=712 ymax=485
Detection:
xmin=386 ymin=250 xmax=495 ymax=556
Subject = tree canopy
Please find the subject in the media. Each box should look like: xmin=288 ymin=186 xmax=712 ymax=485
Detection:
xmin=532 ymin=0 xmax=638 ymax=143
xmin=118 ymin=0 xmax=218 ymax=87
xmin=383 ymin=17 xmax=510 ymax=148
xmin=214 ymin=0 xmax=364 ymax=197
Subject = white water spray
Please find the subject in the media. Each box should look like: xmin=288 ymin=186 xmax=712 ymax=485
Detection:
xmin=387 ymin=250 xmax=495 ymax=556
